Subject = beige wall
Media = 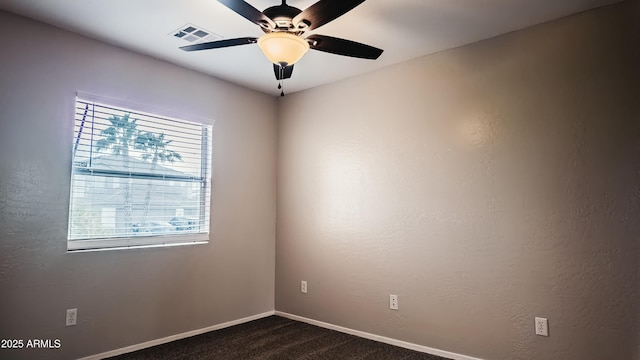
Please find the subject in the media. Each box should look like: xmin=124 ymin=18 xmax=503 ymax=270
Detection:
xmin=0 ymin=11 xmax=277 ymax=360
xmin=276 ymin=2 xmax=639 ymax=360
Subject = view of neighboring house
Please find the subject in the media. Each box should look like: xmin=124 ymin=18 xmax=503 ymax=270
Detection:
xmin=69 ymin=154 xmax=202 ymax=239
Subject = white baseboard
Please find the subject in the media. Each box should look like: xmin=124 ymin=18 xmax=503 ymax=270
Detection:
xmin=275 ymin=311 xmax=484 ymax=360
xmin=79 ymin=311 xmax=275 ymax=360
xmin=80 ymin=310 xmax=483 ymax=360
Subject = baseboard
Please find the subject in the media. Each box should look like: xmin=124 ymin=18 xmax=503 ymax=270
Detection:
xmin=275 ymin=311 xmax=484 ymax=360
xmin=79 ymin=311 xmax=275 ymax=360
xmin=80 ymin=310 xmax=483 ymax=360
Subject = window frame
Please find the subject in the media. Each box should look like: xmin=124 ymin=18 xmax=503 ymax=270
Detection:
xmin=67 ymin=92 xmax=213 ymax=252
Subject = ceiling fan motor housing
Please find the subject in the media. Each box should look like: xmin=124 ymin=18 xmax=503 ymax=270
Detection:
xmin=263 ymin=3 xmax=307 ymax=33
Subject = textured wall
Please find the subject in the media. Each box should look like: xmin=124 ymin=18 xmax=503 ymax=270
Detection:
xmin=0 ymin=11 xmax=277 ymax=360
xmin=633 ymin=2 xmax=640 ymax=357
xmin=276 ymin=2 xmax=640 ymax=360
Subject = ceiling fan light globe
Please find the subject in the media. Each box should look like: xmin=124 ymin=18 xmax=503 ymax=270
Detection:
xmin=258 ymin=32 xmax=309 ymax=66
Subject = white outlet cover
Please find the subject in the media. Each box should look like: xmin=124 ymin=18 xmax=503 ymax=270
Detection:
xmin=535 ymin=317 xmax=548 ymax=336
xmin=389 ymin=294 xmax=398 ymax=310
xmin=66 ymin=308 xmax=77 ymax=327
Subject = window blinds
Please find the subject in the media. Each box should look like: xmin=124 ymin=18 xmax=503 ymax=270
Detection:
xmin=68 ymin=96 xmax=212 ymax=251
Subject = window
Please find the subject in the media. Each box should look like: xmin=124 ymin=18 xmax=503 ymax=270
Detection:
xmin=68 ymin=95 xmax=212 ymax=251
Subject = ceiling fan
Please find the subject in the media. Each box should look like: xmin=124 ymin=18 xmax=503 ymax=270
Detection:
xmin=180 ymin=0 xmax=383 ymax=95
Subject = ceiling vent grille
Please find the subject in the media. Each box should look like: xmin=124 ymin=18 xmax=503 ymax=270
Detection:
xmin=170 ymin=24 xmax=221 ymax=43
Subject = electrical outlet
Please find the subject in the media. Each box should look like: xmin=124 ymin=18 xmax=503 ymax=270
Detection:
xmin=535 ymin=317 xmax=548 ymax=336
xmin=301 ymin=280 xmax=307 ymax=294
xmin=389 ymin=294 xmax=398 ymax=310
xmin=66 ymin=308 xmax=77 ymax=327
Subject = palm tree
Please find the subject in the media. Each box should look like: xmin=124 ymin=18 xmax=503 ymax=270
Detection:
xmin=95 ymin=113 xmax=138 ymax=233
xmin=135 ymin=131 xmax=183 ymax=225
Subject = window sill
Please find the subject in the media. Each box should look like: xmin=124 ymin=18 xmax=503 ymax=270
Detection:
xmin=67 ymin=233 xmax=209 ymax=252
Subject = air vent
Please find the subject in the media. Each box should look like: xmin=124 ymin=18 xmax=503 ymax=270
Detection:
xmin=170 ymin=24 xmax=222 ymax=43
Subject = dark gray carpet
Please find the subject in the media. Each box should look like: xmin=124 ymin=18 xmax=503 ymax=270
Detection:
xmin=108 ymin=316 xmax=452 ymax=360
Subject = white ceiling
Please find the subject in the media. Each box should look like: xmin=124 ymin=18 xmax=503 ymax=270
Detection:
xmin=0 ymin=0 xmax=621 ymax=96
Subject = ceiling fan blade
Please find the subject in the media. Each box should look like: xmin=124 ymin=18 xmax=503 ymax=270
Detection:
xmin=293 ymin=0 xmax=365 ymax=31
xmin=273 ymin=64 xmax=294 ymax=80
xmin=218 ymin=0 xmax=275 ymax=29
xmin=307 ymin=34 xmax=383 ymax=59
xmin=180 ymin=37 xmax=257 ymax=51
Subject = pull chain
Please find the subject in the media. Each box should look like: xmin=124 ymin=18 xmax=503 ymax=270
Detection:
xmin=277 ymin=64 xmax=285 ymax=96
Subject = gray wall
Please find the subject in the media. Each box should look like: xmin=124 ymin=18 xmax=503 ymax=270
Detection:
xmin=276 ymin=2 xmax=640 ymax=360
xmin=0 ymin=10 xmax=277 ymax=360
